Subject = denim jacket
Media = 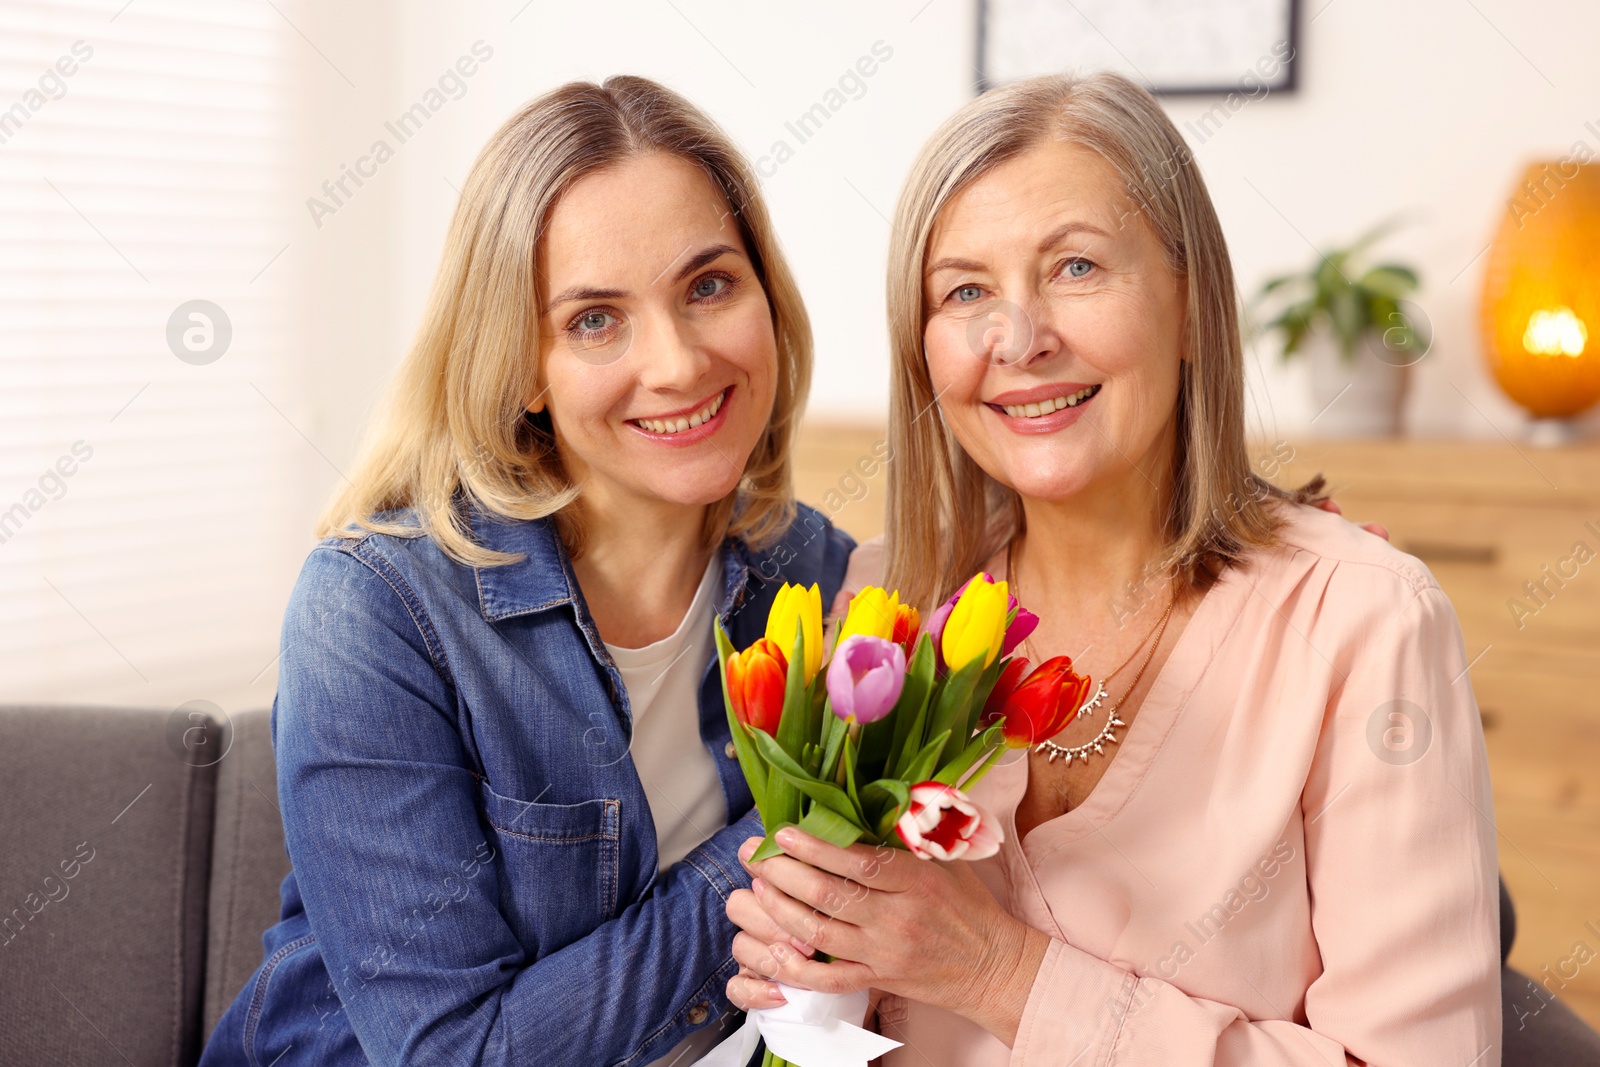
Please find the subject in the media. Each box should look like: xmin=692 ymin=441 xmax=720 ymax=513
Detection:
xmin=200 ymin=498 xmax=854 ymax=1066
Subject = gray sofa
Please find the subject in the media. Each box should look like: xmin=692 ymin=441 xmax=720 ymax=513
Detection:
xmin=0 ymin=705 xmax=288 ymax=1066
xmin=1 ymin=704 xmax=1596 ymax=1066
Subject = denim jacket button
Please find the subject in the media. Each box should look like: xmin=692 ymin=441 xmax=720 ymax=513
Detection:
xmin=687 ymin=1002 xmax=710 ymax=1025
xmin=723 ymin=741 xmax=737 ymax=759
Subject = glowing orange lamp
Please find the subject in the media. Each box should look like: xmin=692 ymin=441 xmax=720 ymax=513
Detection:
xmin=1480 ymin=161 xmax=1600 ymax=433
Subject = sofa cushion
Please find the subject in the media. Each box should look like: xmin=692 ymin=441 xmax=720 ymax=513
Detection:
xmin=0 ymin=704 xmax=217 ymax=1067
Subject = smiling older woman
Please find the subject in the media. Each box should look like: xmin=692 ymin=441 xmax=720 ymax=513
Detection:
xmin=725 ymin=71 xmax=1502 ymax=1066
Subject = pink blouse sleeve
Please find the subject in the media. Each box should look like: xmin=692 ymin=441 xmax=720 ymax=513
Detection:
xmin=829 ymin=536 xmax=886 ymax=620
xmin=1007 ymin=584 xmax=1502 ymax=1066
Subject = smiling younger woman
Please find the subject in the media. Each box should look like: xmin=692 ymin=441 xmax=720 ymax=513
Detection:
xmin=199 ymin=77 xmax=850 ymax=1067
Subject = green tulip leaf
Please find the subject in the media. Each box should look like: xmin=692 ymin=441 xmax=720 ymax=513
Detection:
xmin=862 ymin=778 xmax=910 ymax=831
xmin=903 ymin=729 xmax=951 ymax=785
xmin=749 ymin=727 xmax=864 ymax=826
xmin=957 ymin=741 xmax=1011 ymax=793
xmin=965 ymin=655 xmax=1009 ymax=742
xmin=926 ymin=658 xmax=982 ymax=766
xmin=933 ymin=724 xmax=1006 ymax=787
xmin=796 ymin=804 xmax=865 ymax=849
xmin=843 ymin=734 xmax=862 ymax=816
xmin=749 ymin=824 xmax=794 ymax=863
xmin=887 ymin=634 xmax=936 ymax=779
xmin=856 ymin=709 xmax=897 ymax=783
xmin=819 ymin=700 xmax=847 ymax=783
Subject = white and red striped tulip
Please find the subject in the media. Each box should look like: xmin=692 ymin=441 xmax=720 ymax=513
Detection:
xmin=894 ymin=782 xmax=1004 ymax=861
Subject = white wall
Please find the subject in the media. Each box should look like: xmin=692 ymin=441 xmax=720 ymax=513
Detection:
xmin=297 ymin=0 xmax=1600 ymax=463
xmin=6 ymin=0 xmax=1591 ymax=708
xmin=296 ymin=0 xmax=978 ymax=454
xmin=1167 ymin=0 xmax=1600 ymax=440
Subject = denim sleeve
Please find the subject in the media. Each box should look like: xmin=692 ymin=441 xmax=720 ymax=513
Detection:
xmin=275 ymin=545 xmax=758 ymax=1067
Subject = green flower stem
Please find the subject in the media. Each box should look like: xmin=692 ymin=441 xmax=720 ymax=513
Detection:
xmin=834 ymin=720 xmax=861 ymax=787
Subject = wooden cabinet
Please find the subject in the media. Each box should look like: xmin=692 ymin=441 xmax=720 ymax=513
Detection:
xmin=796 ymin=425 xmax=1600 ymax=1025
xmin=1273 ymin=441 xmax=1600 ymax=679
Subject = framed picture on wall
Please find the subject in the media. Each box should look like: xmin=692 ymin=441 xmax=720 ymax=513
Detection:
xmin=977 ymin=0 xmax=1300 ymax=96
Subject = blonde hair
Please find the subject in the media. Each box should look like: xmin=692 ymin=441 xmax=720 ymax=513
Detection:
xmin=883 ymin=71 xmax=1321 ymax=611
xmin=317 ymin=76 xmax=811 ymax=567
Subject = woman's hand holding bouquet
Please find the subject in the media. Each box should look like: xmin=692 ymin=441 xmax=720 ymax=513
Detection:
xmin=699 ymin=575 xmax=1093 ymax=1066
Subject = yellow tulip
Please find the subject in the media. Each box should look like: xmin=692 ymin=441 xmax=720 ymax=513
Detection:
xmin=765 ymin=582 xmax=823 ymax=683
xmin=838 ymin=586 xmax=900 ymax=645
xmin=940 ymin=574 xmax=1009 ymax=671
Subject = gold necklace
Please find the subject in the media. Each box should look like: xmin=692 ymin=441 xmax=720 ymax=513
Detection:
xmin=1006 ymin=538 xmax=1177 ymax=766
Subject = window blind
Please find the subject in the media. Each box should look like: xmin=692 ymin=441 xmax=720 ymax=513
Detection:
xmin=0 ymin=0 xmax=308 ymax=710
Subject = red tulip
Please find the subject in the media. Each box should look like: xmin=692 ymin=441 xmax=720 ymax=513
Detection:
xmin=980 ymin=655 xmax=1093 ymax=748
xmin=981 ymin=656 xmax=1031 ymax=723
xmin=726 ymin=638 xmax=787 ymax=735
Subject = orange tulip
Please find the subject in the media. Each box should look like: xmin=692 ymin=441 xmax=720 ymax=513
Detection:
xmin=726 ymin=638 xmax=788 ymax=735
xmin=889 ymin=602 xmax=921 ymax=655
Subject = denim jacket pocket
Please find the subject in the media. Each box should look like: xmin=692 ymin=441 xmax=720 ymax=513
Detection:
xmin=477 ymin=780 xmax=621 ymax=955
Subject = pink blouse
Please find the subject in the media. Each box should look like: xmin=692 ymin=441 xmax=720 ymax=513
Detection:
xmin=838 ymin=504 xmax=1501 ymax=1066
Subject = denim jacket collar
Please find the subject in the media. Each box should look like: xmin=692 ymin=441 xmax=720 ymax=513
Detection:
xmin=467 ymin=500 xmax=756 ymax=628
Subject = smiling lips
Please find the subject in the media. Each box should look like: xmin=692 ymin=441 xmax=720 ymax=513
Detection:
xmin=629 ymin=386 xmax=728 ymax=436
xmin=993 ymin=383 xmax=1101 ymax=419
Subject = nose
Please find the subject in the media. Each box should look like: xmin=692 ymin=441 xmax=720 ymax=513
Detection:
xmin=978 ymin=292 xmax=1061 ymax=369
xmin=634 ymin=307 xmax=712 ymax=394
xmin=1019 ymin=297 xmax=1065 ymax=369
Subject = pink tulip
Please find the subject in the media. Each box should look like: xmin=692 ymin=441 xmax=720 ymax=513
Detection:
xmin=925 ymin=597 xmax=956 ymax=669
xmin=1000 ymin=596 xmax=1039 ymax=658
xmin=894 ymin=782 xmax=1004 ymax=861
xmin=826 ymin=634 xmax=906 ymax=725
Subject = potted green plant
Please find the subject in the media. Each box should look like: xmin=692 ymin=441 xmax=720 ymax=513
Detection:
xmin=1251 ymin=221 xmax=1430 ymax=436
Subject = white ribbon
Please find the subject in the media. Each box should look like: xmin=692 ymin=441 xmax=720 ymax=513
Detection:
xmin=692 ymin=984 xmax=902 ymax=1067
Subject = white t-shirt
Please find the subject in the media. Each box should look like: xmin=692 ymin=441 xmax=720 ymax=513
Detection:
xmin=603 ymin=553 xmax=730 ymax=871
xmin=604 ymin=555 xmax=733 ymax=1067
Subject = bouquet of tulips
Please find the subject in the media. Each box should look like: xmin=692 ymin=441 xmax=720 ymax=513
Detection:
xmin=717 ymin=572 xmax=1095 ymax=874
xmin=707 ymin=574 xmax=1095 ymax=1067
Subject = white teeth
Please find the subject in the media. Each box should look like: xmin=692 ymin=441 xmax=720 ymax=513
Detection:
xmin=634 ymin=389 xmax=725 ymax=435
xmin=1000 ymin=385 xmax=1098 ymax=419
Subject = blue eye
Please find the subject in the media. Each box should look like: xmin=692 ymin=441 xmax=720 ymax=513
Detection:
xmin=569 ymin=310 xmax=617 ymax=340
xmin=1065 ymin=259 xmax=1094 ymax=278
xmin=954 ymin=284 xmax=983 ymax=303
xmin=690 ymin=275 xmax=728 ymax=301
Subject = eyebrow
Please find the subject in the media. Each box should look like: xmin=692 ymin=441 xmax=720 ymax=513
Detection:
xmin=673 ymin=243 xmax=741 ymax=283
xmin=545 ymin=243 xmax=743 ymax=311
xmin=924 ymin=221 xmax=1114 ymax=278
